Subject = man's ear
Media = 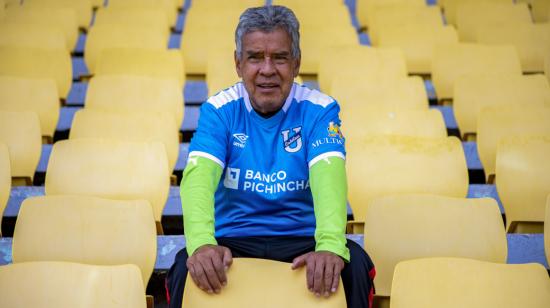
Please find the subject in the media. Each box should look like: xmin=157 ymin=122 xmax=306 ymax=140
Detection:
xmin=235 ymin=50 xmax=243 ymax=78
xmin=293 ymin=57 xmax=301 ymax=78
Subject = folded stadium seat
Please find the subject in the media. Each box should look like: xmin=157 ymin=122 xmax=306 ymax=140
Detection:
xmin=45 ymin=139 xmax=170 ymax=231
xmin=0 ymin=46 xmax=72 ymax=99
xmin=355 ymin=0 xmax=426 ymax=31
xmin=12 ymin=195 xmax=157 ymax=290
xmin=431 ymin=43 xmax=522 ymax=101
xmin=0 ymin=22 xmax=68 ymax=52
xmin=86 ymin=75 xmax=184 ymax=128
xmin=0 ymin=111 xmax=41 ymax=186
xmin=477 ymin=105 xmax=550 ymax=183
xmin=0 ymin=76 xmax=60 ymax=141
xmin=532 ymin=0 xmax=550 ymax=22
xmin=496 ymin=136 xmax=550 ymax=233
xmin=107 ymin=0 xmax=179 ymax=27
xmin=3 ymin=6 xmax=78 ymax=51
xmin=376 ymin=24 xmax=458 ymax=75
xmin=183 ymin=258 xmax=346 ymax=308
xmin=70 ymin=109 xmax=179 ymax=172
xmin=441 ymin=0 xmax=512 ymax=26
xmin=368 ymin=5 xmax=444 ymax=46
xmin=456 ymin=2 xmax=532 ymax=42
xmin=85 ymin=24 xmax=167 ymax=74
xmin=96 ymin=48 xmax=185 ymax=86
xmin=330 ymin=76 xmax=428 ymax=112
xmin=23 ymin=0 xmax=93 ymax=30
xmin=454 ymin=74 xmax=550 ymax=139
xmin=0 ymin=143 xmax=10 ymax=236
xmin=0 ymin=262 xmax=146 ymax=308
xmin=546 ymin=196 xmax=550 ymax=268
xmin=93 ymin=7 xmax=170 ymax=44
xmin=476 ymin=23 xmax=550 ymax=73
xmin=391 ymin=257 xmax=550 ymax=308
xmin=346 ymin=135 xmax=469 ymax=233
xmin=318 ymin=46 xmax=408 ymax=93
xmin=364 ymin=194 xmax=507 ymax=306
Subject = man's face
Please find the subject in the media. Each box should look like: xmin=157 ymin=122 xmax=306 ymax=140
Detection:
xmin=235 ymin=28 xmax=300 ymax=115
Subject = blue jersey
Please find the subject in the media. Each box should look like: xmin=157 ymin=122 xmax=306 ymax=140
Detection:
xmin=189 ymin=82 xmax=346 ymax=237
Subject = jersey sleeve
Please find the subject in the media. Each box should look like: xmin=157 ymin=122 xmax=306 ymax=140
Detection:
xmin=188 ymin=102 xmax=229 ymax=168
xmin=306 ymin=101 xmax=346 ymax=167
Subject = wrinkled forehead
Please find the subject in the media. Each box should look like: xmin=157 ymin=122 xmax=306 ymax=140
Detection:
xmin=241 ymin=28 xmax=293 ymax=53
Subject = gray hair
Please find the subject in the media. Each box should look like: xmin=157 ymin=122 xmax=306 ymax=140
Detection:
xmin=235 ymin=5 xmax=301 ymax=60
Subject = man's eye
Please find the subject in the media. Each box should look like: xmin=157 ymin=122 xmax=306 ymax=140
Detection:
xmin=274 ymin=56 xmax=289 ymax=63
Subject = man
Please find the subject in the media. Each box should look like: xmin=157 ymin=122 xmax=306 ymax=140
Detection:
xmin=167 ymin=5 xmax=375 ymax=308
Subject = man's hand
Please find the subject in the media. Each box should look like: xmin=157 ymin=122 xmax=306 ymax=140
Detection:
xmin=291 ymin=251 xmax=345 ymax=298
xmin=186 ymin=244 xmax=233 ymax=294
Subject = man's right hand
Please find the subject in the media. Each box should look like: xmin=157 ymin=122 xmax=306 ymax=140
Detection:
xmin=186 ymin=244 xmax=233 ymax=294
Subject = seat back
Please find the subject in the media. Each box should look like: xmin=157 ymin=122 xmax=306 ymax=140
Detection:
xmin=0 ymin=143 xmax=10 ymax=235
xmin=391 ymin=257 xmax=550 ymax=308
xmin=496 ymin=136 xmax=550 ymax=232
xmin=206 ymin=47 xmax=241 ymax=97
xmin=0 ymin=22 xmax=67 ymax=51
xmin=365 ymin=194 xmax=507 ymax=296
xmin=355 ymin=0 xmax=425 ymax=29
xmin=183 ymin=258 xmax=346 ymax=308
xmin=93 ymin=7 xmax=169 ymax=42
xmin=13 ymin=195 xmax=156 ymax=288
xmin=24 ymin=0 xmax=93 ymax=30
xmin=0 ymin=261 xmax=146 ymax=308
xmin=0 ymin=76 xmax=60 ymax=138
xmin=108 ymin=0 xmax=179 ymax=26
xmin=442 ymin=0 xmax=513 ymax=26
xmin=45 ymin=139 xmax=170 ymax=222
xmin=546 ymin=54 xmax=550 ymax=85
xmin=532 ymin=0 xmax=550 ymax=22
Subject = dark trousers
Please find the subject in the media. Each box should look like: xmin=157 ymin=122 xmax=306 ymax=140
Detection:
xmin=166 ymin=237 xmax=375 ymax=308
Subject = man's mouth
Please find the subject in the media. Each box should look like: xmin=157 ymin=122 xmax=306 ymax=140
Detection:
xmin=257 ymin=83 xmax=279 ymax=89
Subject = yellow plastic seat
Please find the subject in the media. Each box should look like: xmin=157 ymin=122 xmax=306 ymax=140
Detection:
xmin=183 ymin=258 xmax=346 ymax=308
xmin=318 ymin=46 xmax=408 ymax=93
xmin=432 ymin=43 xmax=522 ymax=100
xmin=13 ymin=195 xmax=157 ymax=288
xmin=391 ymin=257 xmax=550 ymax=308
xmin=365 ymin=194 xmax=507 ymax=299
xmin=454 ymin=74 xmax=550 ymax=138
xmin=496 ymin=136 xmax=550 ymax=233
xmin=85 ymin=23 xmax=167 ymax=74
xmin=96 ymin=48 xmax=185 ymax=86
xmin=0 ymin=111 xmax=41 ymax=185
xmin=45 ymin=139 xmax=170 ymax=223
xmin=355 ymin=0 xmax=425 ymax=30
xmin=86 ymin=75 xmax=184 ymax=128
xmin=107 ymin=0 xmax=178 ymax=26
xmin=23 ymin=0 xmax=93 ymax=30
xmin=377 ymin=24 xmax=458 ymax=75
xmin=346 ymin=135 xmax=469 ymax=230
xmin=274 ymin=2 xmax=351 ymax=30
xmin=0 ymin=143 xmax=10 ymax=236
xmin=0 ymin=22 xmax=67 ymax=51
xmin=206 ymin=48 xmax=241 ymax=97
xmin=0 ymin=0 xmax=4 ymax=20
xmin=93 ymin=7 xmax=170 ymax=43
xmin=70 ymin=109 xmax=179 ymax=172
xmin=546 ymin=55 xmax=550 ymax=85
xmin=546 ymin=195 xmax=550 ymax=267
xmin=0 ymin=46 xmax=72 ymax=98
xmin=477 ymin=105 xmax=550 ymax=180
xmin=532 ymin=0 xmax=550 ymax=22
xmin=442 ymin=0 xmax=513 ymax=26
xmin=3 ymin=6 xmax=78 ymax=50
xmin=331 ymin=76 xmax=428 ymax=113
xmin=0 ymin=76 xmax=60 ymax=139
xmin=0 ymin=261 xmax=146 ymax=308
xmin=476 ymin=23 xmax=550 ymax=73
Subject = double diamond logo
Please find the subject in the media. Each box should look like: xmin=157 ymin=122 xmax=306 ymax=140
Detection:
xmin=232 ymin=133 xmax=248 ymax=148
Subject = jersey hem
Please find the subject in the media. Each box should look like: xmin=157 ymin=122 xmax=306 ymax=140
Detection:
xmin=188 ymin=151 xmax=225 ymax=168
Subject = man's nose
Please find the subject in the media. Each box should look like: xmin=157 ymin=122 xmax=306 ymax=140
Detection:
xmin=259 ymin=58 xmax=276 ymax=75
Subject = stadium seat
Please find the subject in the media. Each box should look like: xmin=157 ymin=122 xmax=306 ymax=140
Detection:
xmin=93 ymin=7 xmax=170 ymax=43
xmin=476 ymin=23 xmax=550 ymax=73
xmin=477 ymin=105 xmax=550 ymax=181
xmin=0 ymin=111 xmax=41 ymax=185
xmin=364 ymin=194 xmax=507 ymax=300
xmin=0 ymin=143 xmax=10 ymax=236
xmin=0 ymin=262 xmax=146 ymax=308
xmin=318 ymin=46 xmax=408 ymax=93
xmin=441 ymin=0 xmax=512 ymax=26
xmin=496 ymin=136 xmax=550 ymax=233
xmin=0 ymin=22 xmax=67 ymax=51
xmin=190 ymin=0 xmax=262 ymax=11
xmin=274 ymin=1 xmax=351 ymax=29
xmin=376 ymin=24 xmax=458 ymax=75
xmin=0 ymin=46 xmax=72 ymax=99
xmin=0 ymin=0 xmax=4 ymax=20
xmin=183 ymin=258 xmax=346 ymax=308
xmin=206 ymin=47 xmax=240 ymax=96
xmin=44 ymin=139 xmax=170 ymax=227
xmin=96 ymin=48 xmax=185 ymax=86
xmin=532 ymin=0 xmax=550 ymax=22
xmin=346 ymin=135 xmax=469 ymax=232
xmin=12 ymin=195 xmax=157 ymax=288
xmin=355 ymin=0 xmax=426 ymax=30
xmin=107 ymin=0 xmax=178 ymax=27
xmin=331 ymin=76 xmax=428 ymax=113
xmin=85 ymin=24 xmax=167 ymax=74
xmin=454 ymin=74 xmax=550 ymax=138
xmin=70 ymin=109 xmax=179 ymax=172
xmin=391 ymin=257 xmax=550 ymax=308
xmin=546 ymin=196 xmax=550 ymax=267
xmin=0 ymin=76 xmax=60 ymax=140
xmin=546 ymin=55 xmax=550 ymax=85
xmin=24 ymin=0 xmax=92 ymax=30
xmin=86 ymin=75 xmax=184 ymax=128
xmin=432 ymin=43 xmax=522 ymax=100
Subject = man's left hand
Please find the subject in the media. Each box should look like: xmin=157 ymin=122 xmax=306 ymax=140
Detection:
xmin=291 ymin=251 xmax=344 ymax=298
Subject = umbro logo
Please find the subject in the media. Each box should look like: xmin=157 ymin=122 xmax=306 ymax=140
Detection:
xmin=232 ymin=133 xmax=248 ymax=148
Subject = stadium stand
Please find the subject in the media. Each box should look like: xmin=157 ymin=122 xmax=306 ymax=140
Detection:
xmin=0 ymin=143 xmax=9 ymax=236
xmin=496 ymin=136 xmax=550 ymax=233
xmin=0 ymin=111 xmax=41 ymax=186
xmin=391 ymin=258 xmax=550 ymax=308
xmin=183 ymin=258 xmax=346 ymax=308
xmin=0 ymin=23 xmax=67 ymax=51
xmin=364 ymin=194 xmax=507 ymax=305
xmin=0 ymin=262 xmax=146 ymax=308
xmin=23 ymin=0 xmax=93 ymax=30
xmin=355 ymin=0 xmax=426 ymax=30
